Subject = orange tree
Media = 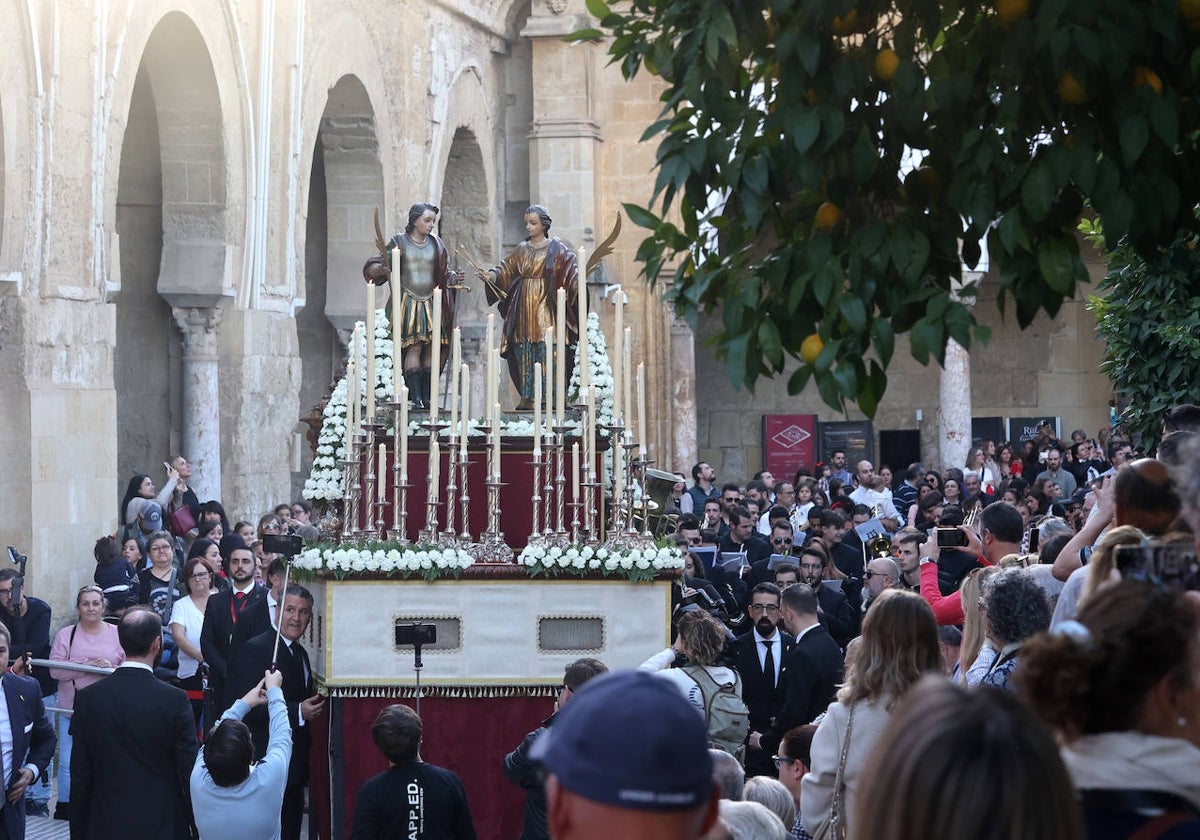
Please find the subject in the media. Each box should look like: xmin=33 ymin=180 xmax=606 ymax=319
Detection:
xmin=573 ymin=0 xmax=1200 ymax=415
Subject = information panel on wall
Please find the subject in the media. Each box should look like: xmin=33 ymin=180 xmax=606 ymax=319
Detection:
xmin=819 ymin=421 xmax=874 ymax=468
xmin=1009 ymin=416 xmax=1059 ymax=443
xmin=762 ymin=415 xmax=818 ymax=483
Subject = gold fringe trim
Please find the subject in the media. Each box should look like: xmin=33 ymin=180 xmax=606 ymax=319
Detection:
xmin=321 ymin=684 xmax=559 ymax=699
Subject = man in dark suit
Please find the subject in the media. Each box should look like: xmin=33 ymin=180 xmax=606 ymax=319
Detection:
xmin=70 ymin=608 xmax=198 ymax=840
xmin=201 ymin=541 xmax=271 ymax=709
xmin=0 ymin=624 xmax=55 ymax=840
xmin=227 ymin=585 xmax=325 ymax=840
xmin=731 ymin=583 xmax=794 ymax=778
xmin=749 ymin=584 xmax=843 ymax=758
xmin=796 ymin=546 xmax=858 ymax=648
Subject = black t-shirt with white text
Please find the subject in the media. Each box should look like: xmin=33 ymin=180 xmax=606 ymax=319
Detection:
xmin=349 ymin=761 xmax=475 ymax=840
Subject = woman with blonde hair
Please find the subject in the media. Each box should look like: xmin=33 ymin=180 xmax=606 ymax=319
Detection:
xmin=1051 ymin=525 xmax=1146 ymax=628
xmin=955 ymin=565 xmax=1000 ymax=686
xmin=801 ymin=590 xmax=942 ymax=837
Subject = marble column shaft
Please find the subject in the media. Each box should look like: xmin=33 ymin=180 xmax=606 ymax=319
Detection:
xmin=172 ymin=306 xmax=224 ymax=500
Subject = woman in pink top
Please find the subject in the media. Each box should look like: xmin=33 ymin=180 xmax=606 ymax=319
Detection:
xmin=48 ymin=585 xmax=124 ymax=820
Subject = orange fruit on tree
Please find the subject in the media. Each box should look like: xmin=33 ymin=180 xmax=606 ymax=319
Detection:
xmin=815 ymin=201 xmax=843 ymax=230
xmin=995 ymin=0 xmax=1029 ymax=23
xmin=874 ymin=49 xmax=900 ymax=82
xmin=1058 ymin=71 xmax=1088 ymax=105
xmin=801 ymin=333 xmax=825 ymax=365
xmin=831 ymin=9 xmax=860 ymax=35
xmin=1133 ymin=66 xmax=1163 ymax=95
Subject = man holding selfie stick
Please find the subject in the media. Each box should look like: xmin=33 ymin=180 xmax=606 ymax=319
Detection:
xmin=226 ymin=584 xmax=324 ymax=840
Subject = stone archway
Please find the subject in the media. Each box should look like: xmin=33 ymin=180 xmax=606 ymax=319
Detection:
xmin=294 ymin=75 xmax=383 ymax=495
xmin=114 ymin=12 xmax=229 ymax=499
xmin=315 ymin=75 xmax=384 ymax=335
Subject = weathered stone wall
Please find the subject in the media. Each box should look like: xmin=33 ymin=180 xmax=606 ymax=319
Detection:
xmin=694 ymin=255 xmax=1113 ymax=482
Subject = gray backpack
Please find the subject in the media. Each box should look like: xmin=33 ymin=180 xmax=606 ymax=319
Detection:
xmin=681 ymin=665 xmax=750 ymax=762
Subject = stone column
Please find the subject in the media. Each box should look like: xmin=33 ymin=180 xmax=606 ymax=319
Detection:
xmin=937 ymin=271 xmax=982 ymax=471
xmin=172 ymin=306 xmax=224 ymax=500
xmin=669 ymin=313 xmax=698 ymax=470
xmin=938 ymin=338 xmax=971 ymax=472
xmin=521 ymin=0 xmax=602 ymax=247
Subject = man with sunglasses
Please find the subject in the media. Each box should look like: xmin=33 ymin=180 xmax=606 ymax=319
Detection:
xmin=747 ymin=522 xmax=798 ymax=587
xmin=504 ymin=658 xmax=609 ymax=840
xmin=731 ymin=583 xmax=794 ymax=778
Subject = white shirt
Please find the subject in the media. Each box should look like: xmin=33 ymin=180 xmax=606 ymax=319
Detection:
xmin=753 ymin=629 xmax=782 ymax=685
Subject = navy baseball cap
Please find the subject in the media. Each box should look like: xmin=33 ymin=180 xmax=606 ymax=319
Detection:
xmin=529 ymin=669 xmax=714 ymax=811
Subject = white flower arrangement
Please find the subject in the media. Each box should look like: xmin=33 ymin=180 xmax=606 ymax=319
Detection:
xmin=292 ymin=541 xmax=475 ymax=582
xmin=303 ymin=307 xmax=621 ymax=504
xmin=289 ymin=540 xmax=682 ymax=583
xmin=517 ymin=542 xmax=685 ymax=582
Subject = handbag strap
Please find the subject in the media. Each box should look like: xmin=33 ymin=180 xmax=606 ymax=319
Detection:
xmin=828 ymin=703 xmax=857 ymax=825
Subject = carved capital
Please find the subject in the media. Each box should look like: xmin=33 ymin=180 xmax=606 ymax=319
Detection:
xmin=172 ymin=306 xmax=224 ymax=359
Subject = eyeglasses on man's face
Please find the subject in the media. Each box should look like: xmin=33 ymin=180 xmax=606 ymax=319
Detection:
xmin=772 ymin=537 xmax=793 ymax=546
xmin=772 ymin=755 xmax=799 ymax=769
xmin=749 ymin=603 xmax=780 ymax=613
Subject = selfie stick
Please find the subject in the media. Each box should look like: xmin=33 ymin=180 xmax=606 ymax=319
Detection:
xmin=269 ymin=560 xmax=292 ymax=673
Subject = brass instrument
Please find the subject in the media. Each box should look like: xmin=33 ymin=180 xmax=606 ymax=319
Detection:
xmin=865 ymin=504 xmax=892 ymax=560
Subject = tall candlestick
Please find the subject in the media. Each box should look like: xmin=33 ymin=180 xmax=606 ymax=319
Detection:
xmin=398 ymin=384 xmax=409 ymax=482
xmin=637 ymin=362 xmax=647 ymax=457
xmin=572 ymin=441 xmax=580 ymax=499
xmin=459 ymin=364 xmax=470 ymax=459
xmin=533 ymin=363 xmax=543 ymax=458
xmin=577 ymin=247 xmax=588 ymax=391
xmin=493 ymin=401 xmax=502 ymax=479
xmin=391 ymin=246 xmax=401 ymax=395
xmin=366 ymin=281 xmax=376 ymax=420
xmin=613 ymin=291 xmax=624 ymax=427
xmin=429 ymin=295 xmax=442 ymax=421
xmin=556 ymin=287 xmax=567 ymax=427
xmin=449 ymin=327 xmax=461 ymax=436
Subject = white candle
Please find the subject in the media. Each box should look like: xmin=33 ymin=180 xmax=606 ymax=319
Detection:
xmin=429 ymin=294 xmax=442 ymax=421
xmin=572 ymin=441 xmax=580 ymax=499
xmin=493 ymin=401 xmax=502 ymax=479
xmin=449 ymin=327 xmax=461 ymax=438
xmin=391 ymin=246 xmax=401 ymax=395
xmin=533 ymin=363 xmax=543 ymax=458
xmin=637 ymin=362 xmax=647 ymax=458
xmin=347 ymin=357 xmax=357 ymax=438
xmin=366 ymin=280 xmax=376 ymax=421
xmin=486 ymin=314 xmax=496 ymax=411
xmin=459 ymin=364 xmax=470 ymax=459
xmin=586 ymin=384 xmax=597 ymax=479
xmin=377 ymin=442 xmax=386 ymax=511
xmin=556 ymin=287 xmax=567 ymax=427
xmin=613 ymin=291 xmax=624 ymax=427
xmin=429 ymin=436 xmax=440 ymax=505
xmin=399 ymin=383 xmax=409 ymax=483
xmin=623 ymin=327 xmax=633 ymax=443
xmin=577 ymin=247 xmax=588 ymax=391
xmin=543 ymin=329 xmax=554 ymax=434
xmin=345 ymin=357 xmax=356 ymax=455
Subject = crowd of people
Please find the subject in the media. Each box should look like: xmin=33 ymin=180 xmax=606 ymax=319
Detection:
xmin=500 ymin=406 xmax=1200 ymax=840
xmin=0 ymin=405 xmax=1194 ymax=839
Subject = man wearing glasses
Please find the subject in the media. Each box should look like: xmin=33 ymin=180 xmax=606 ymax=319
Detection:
xmin=504 ymin=658 xmax=608 ymax=840
xmin=796 ymin=548 xmax=857 ymax=649
xmin=732 ymin=583 xmax=794 ymax=778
